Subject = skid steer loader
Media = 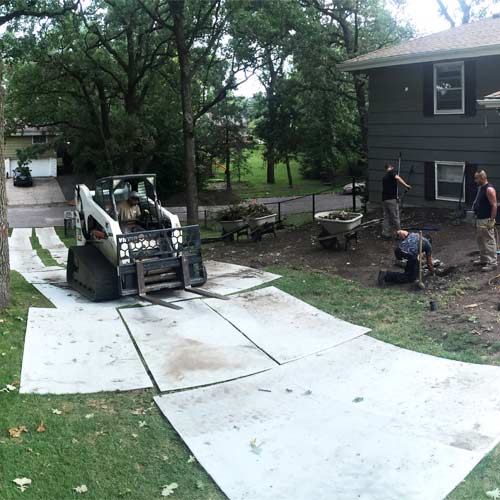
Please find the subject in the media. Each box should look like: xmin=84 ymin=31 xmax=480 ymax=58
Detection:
xmin=67 ymin=174 xmax=220 ymax=309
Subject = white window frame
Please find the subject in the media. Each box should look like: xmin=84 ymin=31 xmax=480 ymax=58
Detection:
xmin=433 ymin=61 xmax=465 ymax=115
xmin=32 ymin=135 xmax=48 ymax=145
xmin=434 ymin=161 xmax=465 ymax=202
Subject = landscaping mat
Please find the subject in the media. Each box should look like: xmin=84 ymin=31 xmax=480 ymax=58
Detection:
xmin=120 ymin=301 xmax=277 ymax=392
xmin=206 ymin=286 xmax=369 ymax=363
xmin=155 ymin=335 xmax=500 ymax=500
xmin=20 ymin=308 xmax=153 ymax=394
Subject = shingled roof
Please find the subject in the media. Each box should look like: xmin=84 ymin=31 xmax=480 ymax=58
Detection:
xmin=339 ymin=16 xmax=500 ymax=72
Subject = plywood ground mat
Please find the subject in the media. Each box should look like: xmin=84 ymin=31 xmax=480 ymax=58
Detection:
xmin=20 ymin=308 xmax=152 ymax=394
xmin=155 ymin=335 xmax=500 ymax=500
xmin=119 ymin=301 xmax=277 ymax=392
xmin=206 ymin=287 xmax=370 ymax=363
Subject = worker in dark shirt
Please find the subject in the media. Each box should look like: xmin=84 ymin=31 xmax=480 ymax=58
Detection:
xmin=472 ymin=170 xmax=497 ymax=272
xmin=378 ymin=230 xmax=434 ymax=285
xmin=382 ymin=163 xmax=411 ymax=239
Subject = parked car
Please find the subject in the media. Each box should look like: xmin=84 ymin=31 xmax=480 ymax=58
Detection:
xmin=13 ymin=167 xmax=33 ymax=187
xmin=342 ymin=181 xmax=365 ymax=195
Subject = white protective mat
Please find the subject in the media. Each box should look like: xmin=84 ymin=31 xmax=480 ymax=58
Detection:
xmin=120 ymin=301 xmax=277 ymax=392
xmin=32 ymin=283 xmax=140 ymax=309
xmin=22 ymin=268 xmax=67 ymax=284
xmin=154 ymin=260 xmax=281 ymax=301
xmin=20 ymin=308 xmax=152 ymax=394
xmin=206 ymin=286 xmax=369 ymax=363
xmin=9 ymin=228 xmax=47 ymax=272
xmin=35 ymin=227 xmax=68 ymax=265
xmin=155 ymin=335 xmax=500 ymax=500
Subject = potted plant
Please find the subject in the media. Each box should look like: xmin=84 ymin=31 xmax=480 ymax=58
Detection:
xmin=216 ymin=204 xmax=250 ymax=233
xmin=246 ymin=203 xmax=276 ymax=230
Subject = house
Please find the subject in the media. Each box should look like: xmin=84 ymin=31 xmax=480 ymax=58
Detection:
xmin=4 ymin=127 xmax=59 ymax=178
xmin=339 ymin=16 xmax=500 ymax=208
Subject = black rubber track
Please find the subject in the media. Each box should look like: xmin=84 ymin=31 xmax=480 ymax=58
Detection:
xmin=67 ymin=245 xmax=120 ymax=301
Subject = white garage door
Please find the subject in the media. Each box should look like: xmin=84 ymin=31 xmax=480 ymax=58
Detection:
xmin=10 ymin=158 xmax=57 ymax=177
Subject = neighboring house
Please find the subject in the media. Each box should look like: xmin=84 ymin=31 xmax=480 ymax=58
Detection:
xmin=339 ymin=16 xmax=500 ymax=208
xmin=4 ymin=127 xmax=58 ymax=178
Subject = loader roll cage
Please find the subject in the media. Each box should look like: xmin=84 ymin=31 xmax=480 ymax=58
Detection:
xmin=94 ymin=174 xmax=169 ymax=230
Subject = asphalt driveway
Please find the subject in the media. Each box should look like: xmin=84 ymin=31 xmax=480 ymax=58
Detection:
xmin=6 ymin=177 xmax=65 ymax=206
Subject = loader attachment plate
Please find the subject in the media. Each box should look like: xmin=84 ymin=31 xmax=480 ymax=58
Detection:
xmin=117 ymin=225 xmax=207 ymax=297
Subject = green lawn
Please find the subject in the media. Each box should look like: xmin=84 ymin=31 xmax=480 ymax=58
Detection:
xmin=30 ymin=229 xmax=59 ymax=267
xmin=0 ymin=272 xmax=225 ymax=500
xmin=217 ymin=146 xmax=328 ymax=199
xmin=2 ymin=244 xmax=500 ymax=498
xmin=54 ymin=226 xmax=76 ymax=248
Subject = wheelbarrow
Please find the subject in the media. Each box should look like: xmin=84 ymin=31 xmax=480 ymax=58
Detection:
xmin=314 ymin=211 xmax=375 ymax=250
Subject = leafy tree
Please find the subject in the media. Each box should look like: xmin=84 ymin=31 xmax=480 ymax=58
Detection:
xmin=302 ymin=0 xmax=413 ymax=158
xmin=435 ymin=0 xmax=499 ymax=26
xmin=231 ymin=0 xmax=304 ymax=184
xmin=0 ymin=0 xmax=77 ymax=307
xmin=5 ymin=0 xmax=176 ymax=175
xmin=138 ymin=0 xmax=255 ymax=223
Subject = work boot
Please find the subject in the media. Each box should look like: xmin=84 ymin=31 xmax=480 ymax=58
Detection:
xmin=377 ymin=270 xmax=387 ymax=286
xmin=481 ymin=263 xmax=498 ymax=272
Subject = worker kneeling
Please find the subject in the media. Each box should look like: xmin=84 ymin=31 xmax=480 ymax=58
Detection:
xmin=378 ymin=230 xmax=434 ymax=285
xmin=118 ymin=191 xmax=145 ymax=233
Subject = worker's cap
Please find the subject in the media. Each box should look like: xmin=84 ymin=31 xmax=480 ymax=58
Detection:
xmin=129 ymin=191 xmax=140 ymax=199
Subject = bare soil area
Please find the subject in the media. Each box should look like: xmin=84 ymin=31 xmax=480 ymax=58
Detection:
xmin=203 ymin=207 xmax=500 ymax=346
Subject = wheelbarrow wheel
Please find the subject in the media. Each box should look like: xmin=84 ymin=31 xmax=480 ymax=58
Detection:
xmin=221 ymin=229 xmax=235 ymax=242
xmin=318 ymin=229 xmax=338 ymax=250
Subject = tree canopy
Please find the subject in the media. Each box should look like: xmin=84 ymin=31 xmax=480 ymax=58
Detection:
xmin=3 ymin=0 xmax=414 ymax=200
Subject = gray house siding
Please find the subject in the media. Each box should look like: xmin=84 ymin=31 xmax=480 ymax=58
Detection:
xmin=367 ymin=55 xmax=500 ymax=208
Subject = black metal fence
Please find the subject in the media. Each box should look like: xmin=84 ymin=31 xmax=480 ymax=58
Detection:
xmin=169 ymin=176 xmax=365 ymax=228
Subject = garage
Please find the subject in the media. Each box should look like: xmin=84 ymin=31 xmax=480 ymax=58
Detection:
xmin=7 ymin=158 xmax=57 ymax=178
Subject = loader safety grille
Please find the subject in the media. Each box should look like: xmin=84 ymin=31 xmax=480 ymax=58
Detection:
xmin=117 ymin=225 xmax=201 ymax=265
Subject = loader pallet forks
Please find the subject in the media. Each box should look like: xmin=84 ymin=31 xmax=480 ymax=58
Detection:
xmin=68 ymin=225 xmax=225 ymax=308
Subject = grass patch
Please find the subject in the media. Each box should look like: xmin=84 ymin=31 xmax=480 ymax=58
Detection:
xmin=227 ymin=147 xmax=327 ymax=199
xmin=54 ymin=226 xmax=76 ymax=248
xmin=269 ymin=267 xmax=492 ymax=365
xmin=29 ymin=230 xmax=59 ymax=267
xmin=0 ymin=272 xmax=224 ymax=500
xmin=281 ymin=212 xmax=315 ymax=228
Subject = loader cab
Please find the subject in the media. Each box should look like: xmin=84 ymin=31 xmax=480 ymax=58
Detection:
xmin=94 ymin=174 xmax=168 ymax=231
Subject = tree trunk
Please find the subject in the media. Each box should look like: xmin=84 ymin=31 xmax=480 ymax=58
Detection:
xmin=0 ymin=63 xmax=10 ymax=308
xmin=225 ymin=123 xmax=231 ymax=191
xmin=265 ymin=53 xmax=277 ymax=184
xmin=285 ymin=153 xmax=293 ymax=188
xmin=170 ymin=0 xmax=198 ymax=224
xmin=95 ymin=79 xmax=114 ymax=171
xmin=266 ymin=143 xmax=275 ymax=184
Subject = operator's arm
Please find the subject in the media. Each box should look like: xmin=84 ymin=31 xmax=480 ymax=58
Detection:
xmin=395 ymin=175 xmax=411 ymax=190
xmin=487 ymin=187 xmax=497 ymax=220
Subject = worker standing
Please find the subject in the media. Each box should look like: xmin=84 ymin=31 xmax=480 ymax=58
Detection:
xmin=381 ymin=163 xmax=411 ymax=239
xmin=472 ymin=170 xmax=497 ymax=272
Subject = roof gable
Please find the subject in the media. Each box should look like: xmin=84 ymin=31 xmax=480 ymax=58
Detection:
xmin=339 ymin=16 xmax=500 ymax=71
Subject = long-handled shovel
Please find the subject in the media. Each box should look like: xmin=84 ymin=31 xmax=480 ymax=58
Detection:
xmin=416 ymin=230 xmax=425 ymax=290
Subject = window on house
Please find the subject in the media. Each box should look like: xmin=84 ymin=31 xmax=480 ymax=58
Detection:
xmin=434 ymin=62 xmax=464 ymax=114
xmin=435 ymin=161 xmax=465 ymax=201
xmin=32 ymin=135 xmax=48 ymax=144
